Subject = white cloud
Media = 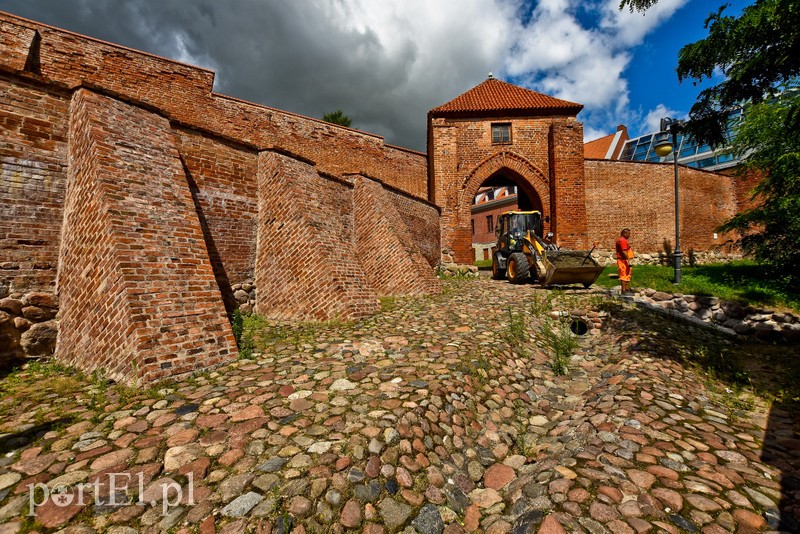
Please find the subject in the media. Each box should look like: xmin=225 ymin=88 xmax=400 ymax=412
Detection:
xmin=599 ymin=0 xmax=689 ymax=46
xmin=642 ymin=103 xmax=685 ymax=133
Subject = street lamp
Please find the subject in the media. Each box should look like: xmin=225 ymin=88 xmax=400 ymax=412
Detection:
xmin=653 ymin=117 xmax=685 ymax=284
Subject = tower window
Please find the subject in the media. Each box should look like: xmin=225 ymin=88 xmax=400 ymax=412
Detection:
xmin=492 ymin=123 xmax=511 ymax=144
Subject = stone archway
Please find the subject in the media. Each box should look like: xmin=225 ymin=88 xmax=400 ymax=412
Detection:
xmin=443 ymin=151 xmax=551 ymax=264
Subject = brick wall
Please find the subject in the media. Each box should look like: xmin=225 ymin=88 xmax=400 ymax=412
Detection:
xmin=0 ymin=12 xmax=429 ymax=201
xmin=384 ymin=187 xmax=441 ymax=268
xmin=58 ymin=89 xmax=237 ymax=384
xmin=550 ymin=121 xmax=588 ymax=248
xmin=0 ymin=74 xmax=68 ymax=294
xmin=255 ymin=152 xmax=379 ymax=321
xmin=585 ymin=160 xmax=738 ymax=254
xmin=353 ymin=176 xmax=441 ymax=296
xmin=430 ymin=115 xmax=583 ymax=263
xmin=173 ymin=127 xmax=258 ymax=312
xmin=0 ymin=11 xmax=444 ymax=379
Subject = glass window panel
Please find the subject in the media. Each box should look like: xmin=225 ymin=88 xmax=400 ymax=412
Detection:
xmin=492 ymin=124 xmax=511 ymax=143
xmin=696 ymin=157 xmax=716 ymax=168
xmin=620 ymin=144 xmax=635 ymax=160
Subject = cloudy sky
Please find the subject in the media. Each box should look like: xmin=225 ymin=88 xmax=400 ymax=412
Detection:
xmin=0 ymin=0 xmax=746 ymax=151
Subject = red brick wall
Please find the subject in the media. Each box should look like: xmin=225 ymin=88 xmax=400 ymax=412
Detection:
xmin=58 ymin=89 xmax=237 ymax=384
xmin=384 ymin=186 xmax=441 ymax=268
xmin=0 ymin=74 xmax=68 ymax=293
xmin=430 ymin=115 xmax=583 ymax=263
xmin=353 ymin=176 xmax=441 ymax=295
xmin=0 ymin=13 xmax=428 ymax=201
xmin=585 ymin=160 xmax=738 ymax=253
xmin=255 ymin=152 xmax=379 ymax=321
xmin=173 ymin=127 xmax=258 ymax=299
xmin=551 ymin=121 xmax=588 ymax=248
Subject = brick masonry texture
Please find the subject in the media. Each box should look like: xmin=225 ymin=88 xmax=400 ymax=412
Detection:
xmin=430 ymin=115 xmax=588 ymax=264
xmin=353 ymin=176 xmax=442 ymax=296
xmin=58 ymin=89 xmax=238 ymax=383
xmin=585 ymin=160 xmax=738 ymax=253
xmin=255 ymin=151 xmax=379 ymax=321
xmin=0 ymin=74 xmax=68 ymax=294
xmin=384 ymin=186 xmax=441 ymax=268
xmin=0 ymin=14 xmax=428 ymax=199
xmin=173 ymin=127 xmax=258 ymax=312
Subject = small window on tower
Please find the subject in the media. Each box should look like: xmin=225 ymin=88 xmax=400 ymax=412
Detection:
xmin=492 ymin=123 xmax=511 ymax=144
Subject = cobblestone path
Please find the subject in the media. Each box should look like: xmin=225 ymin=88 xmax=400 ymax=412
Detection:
xmin=0 ymin=276 xmax=798 ymax=533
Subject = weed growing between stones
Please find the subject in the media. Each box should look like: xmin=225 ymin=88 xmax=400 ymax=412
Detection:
xmin=529 ymin=292 xmax=554 ymax=316
xmin=455 ymin=351 xmax=492 ymax=385
xmin=504 ymin=309 xmax=528 ymax=352
xmin=540 ymin=318 xmax=578 ymax=376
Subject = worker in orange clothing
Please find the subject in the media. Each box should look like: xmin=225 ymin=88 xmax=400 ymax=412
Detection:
xmin=615 ymin=228 xmax=633 ymax=294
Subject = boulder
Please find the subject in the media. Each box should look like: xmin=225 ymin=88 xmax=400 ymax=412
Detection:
xmin=0 ymin=316 xmax=22 ymax=362
xmin=721 ymin=301 xmax=747 ymax=319
xmin=20 ymin=320 xmax=58 ymax=357
xmin=22 ymin=306 xmax=56 ymax=321
xmin=22 ymin=292 xmax=58 ymax=309
xmin=0 ymin=297 xmax=23 ymax=315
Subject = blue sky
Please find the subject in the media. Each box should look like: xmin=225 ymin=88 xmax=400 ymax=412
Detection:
xmin=621 ymin=0 xmax=749 ymax=138
xmin=0 ymin=0 xmax=750 ymax=150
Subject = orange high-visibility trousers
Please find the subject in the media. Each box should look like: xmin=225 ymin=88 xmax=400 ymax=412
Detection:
xmin=617 ymin=259 xmax=632 ymax=282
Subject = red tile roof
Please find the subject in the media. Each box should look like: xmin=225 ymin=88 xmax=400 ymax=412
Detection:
xmin=584 ymin=125 xmax=629 ymax=160
xmin=584 ymin=133 xmax=617 ymax=159
xmin=430 ymin=77 xmax=583 ymax=118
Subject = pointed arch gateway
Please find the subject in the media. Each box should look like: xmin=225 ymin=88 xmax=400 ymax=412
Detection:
xmin=446 ymin=151 xmax=552 ymax=264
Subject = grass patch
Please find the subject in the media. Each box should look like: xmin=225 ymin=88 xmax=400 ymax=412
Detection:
xmin=379 ymin=296 xmax=398 ymax=312
xmin=235 ymin=312 xmax=353 ymax=354
xmin=474 ymin=259 xmax=493 ymax=270
xmin=594 ymin=260 xmax=800 ymax=312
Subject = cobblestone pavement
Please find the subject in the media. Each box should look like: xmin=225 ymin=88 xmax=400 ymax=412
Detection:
xmin=1 ymin=275 xmax=799 ymax=533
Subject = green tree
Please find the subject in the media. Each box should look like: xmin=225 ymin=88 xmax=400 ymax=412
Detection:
xmin=718 ymin=83 xmax=800 ymax=284
xmin=620 ymin=0 xmax=800 ymax=283
xmin=322 ymin=109 xmax=352 ymax=127
xmin=621 ymin=0 xmax=800 ymax=146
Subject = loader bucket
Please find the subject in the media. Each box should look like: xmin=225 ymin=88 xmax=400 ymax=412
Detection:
xmin=541 ymin=250 xmax=604 ymax=287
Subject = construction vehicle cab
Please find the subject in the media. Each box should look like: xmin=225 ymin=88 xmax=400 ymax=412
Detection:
xmin=492 ymin=210 xmax=603 ymax=288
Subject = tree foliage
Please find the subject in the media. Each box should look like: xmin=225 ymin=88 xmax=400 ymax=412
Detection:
xmin=322 ymin=109 xmax=352 ymax=127
xmin=618 ymin=0 xmax=659 ymax=12
xmin=677 ymin=0 xmax=800 ymax=146
xmin=718 ymin=84 xmax=800 ymax=284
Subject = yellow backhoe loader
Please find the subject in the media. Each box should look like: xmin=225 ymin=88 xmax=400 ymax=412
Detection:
xmin=491 ymin=211 xmax=603 ymax=288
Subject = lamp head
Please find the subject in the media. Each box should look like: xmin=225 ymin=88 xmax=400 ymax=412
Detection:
xmin=653 ymin=131 xmax=673 ymax=157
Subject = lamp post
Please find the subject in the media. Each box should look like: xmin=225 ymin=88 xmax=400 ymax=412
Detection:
xmin=653 ymin=117 xmax=685 ymax=284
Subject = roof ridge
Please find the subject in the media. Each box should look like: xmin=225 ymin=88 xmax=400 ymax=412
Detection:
xmin=430 ymin=77 xmax=583 ymax=117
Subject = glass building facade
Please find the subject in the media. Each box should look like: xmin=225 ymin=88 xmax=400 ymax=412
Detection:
xmin=618 ymin=109 xmax=743 ymax=171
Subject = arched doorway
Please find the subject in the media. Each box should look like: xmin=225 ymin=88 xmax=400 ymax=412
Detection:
xmin=444 ymin=151 xmax=550 ymax=265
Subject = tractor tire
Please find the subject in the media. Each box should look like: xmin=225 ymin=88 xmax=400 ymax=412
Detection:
xmin=492 ymin=254 xmax=506 ymax=280
xmin=507 ymin=253 xmax=530 ymax=284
